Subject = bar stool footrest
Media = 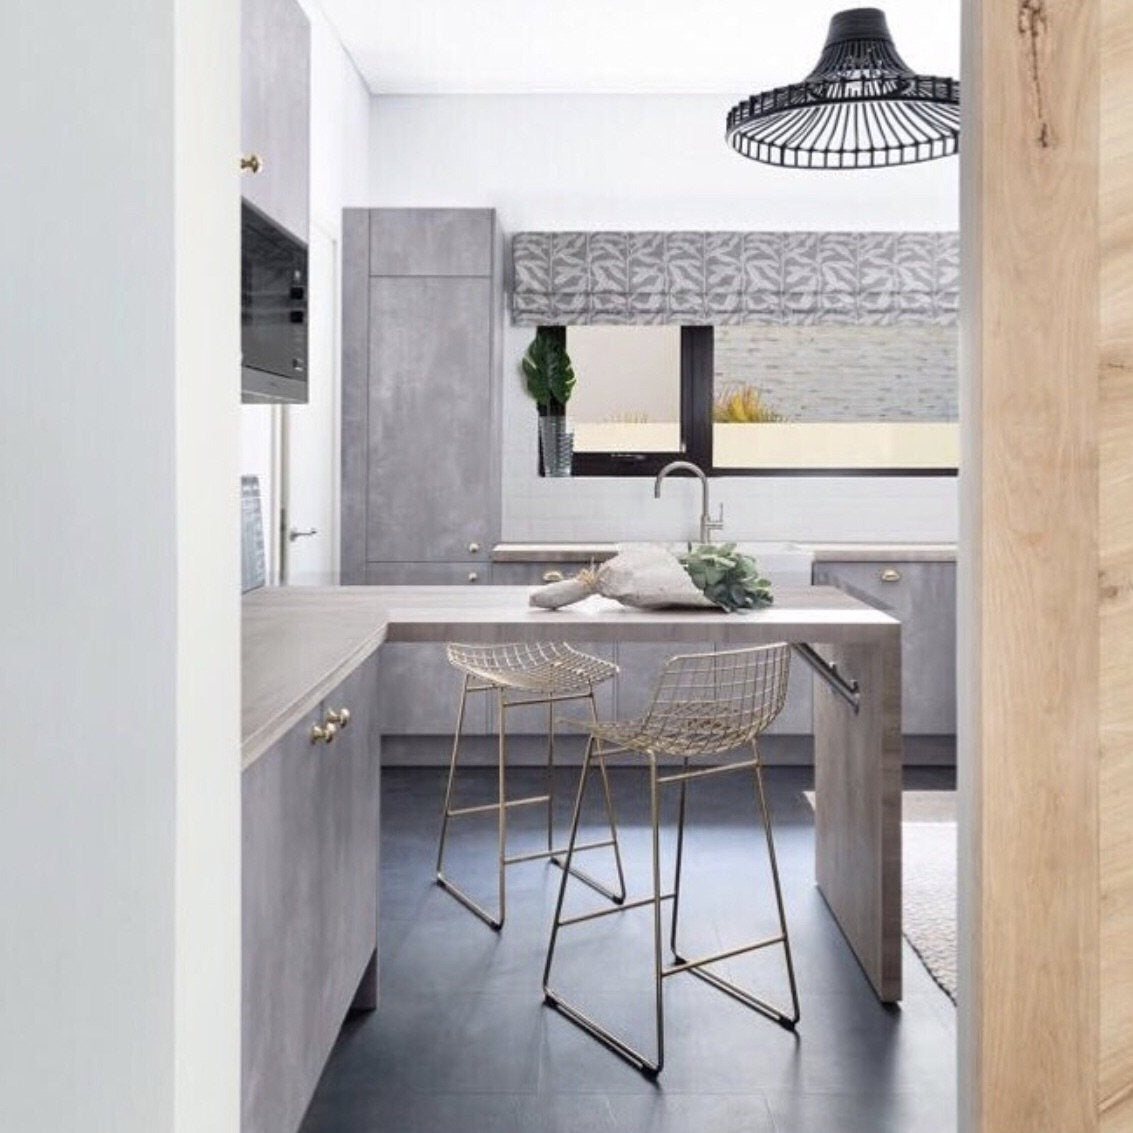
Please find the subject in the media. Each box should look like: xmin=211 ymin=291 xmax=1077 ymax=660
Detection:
xmin=543 ymin=987 xmax=661 ymax=1077
xmin=670 ymin=946 xmax=799 ymax=1029
xmin=435 ymin=873 xmax=503 ymax=931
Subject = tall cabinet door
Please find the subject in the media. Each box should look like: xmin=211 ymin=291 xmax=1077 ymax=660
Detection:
xmin=240 ymin=0 xmax=310 ymax=241
xmin=365 ymin=277 xmax=494 ymax=563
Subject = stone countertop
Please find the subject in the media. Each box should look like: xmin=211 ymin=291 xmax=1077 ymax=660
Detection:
xmin=242 ymin=587 xmax=388 ymax=769
xmin=492 ymin=542 xmax=957 ymax=563
xmin=806 ymin=543 xmax=956 ymax=562
xmin=243 ymin=582 xmax=899 ymax=766
xmin=491 ymin=543 xmax=620 ymax=562
xmin=370 ymin=583 xmax=897 ymax=646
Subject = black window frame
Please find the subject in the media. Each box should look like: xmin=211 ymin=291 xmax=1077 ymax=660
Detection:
xmin=541 ymin=323 xmax=959 ymax=478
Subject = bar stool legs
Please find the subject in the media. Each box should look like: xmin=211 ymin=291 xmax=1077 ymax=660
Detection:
xmin=669 ymin=751 xmax=800 ymax=1028
xmin=436 ymin=677 xmax=626 ymax=931
xmin=543 ymin=739 xmax=800 ymax=1076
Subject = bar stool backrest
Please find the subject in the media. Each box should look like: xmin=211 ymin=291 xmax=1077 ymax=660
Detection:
xmin=639 ymin=643 xmax=792 ymax=757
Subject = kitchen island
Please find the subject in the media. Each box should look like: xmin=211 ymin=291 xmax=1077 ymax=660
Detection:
xmin=241 ymin=583 xmax=901 ymax=1132
xmin=367 ymin=583 xmax=903 ymax=1003
xmin=244 ymin=583 xmax=901 ymax=1003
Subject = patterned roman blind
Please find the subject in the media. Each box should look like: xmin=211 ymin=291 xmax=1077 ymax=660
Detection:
xmin=510 ymin=231 xmax=959 ymax=326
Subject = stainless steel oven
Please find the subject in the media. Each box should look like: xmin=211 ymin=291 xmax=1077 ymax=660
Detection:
xmin=241 ymin=201 xmax=308 ymax=403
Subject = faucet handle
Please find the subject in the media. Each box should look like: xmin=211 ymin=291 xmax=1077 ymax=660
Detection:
xmin=706 ymin=504 xmax=725 ymax=539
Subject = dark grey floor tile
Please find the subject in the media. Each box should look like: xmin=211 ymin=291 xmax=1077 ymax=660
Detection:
xmin=303 ymin=1090 xmax=526 ymax=1133
xmin=518 ymin=1091 xmax=778 ymax=1133
xmin=299 ymin=766 xmax=957 ymax=1133
xmin=764 ymin=1085 xmax=957 ymax=1133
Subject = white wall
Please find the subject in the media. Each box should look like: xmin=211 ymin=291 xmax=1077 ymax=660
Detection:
xmin=368 ymin=94 xmax=961 ymax=543
xmin=0 ymin=2 xmax=240 ymax=1131
xmin=304 ymin=0 xmax=373 ymax=235
xmin=241 ymin=0 xmax=371 ymax=583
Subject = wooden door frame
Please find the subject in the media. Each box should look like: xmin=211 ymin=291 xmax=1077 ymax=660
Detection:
xmin=960 ymin=0 xmax=1131 ymax=1128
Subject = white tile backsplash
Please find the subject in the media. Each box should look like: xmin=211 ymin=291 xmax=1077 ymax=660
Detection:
xmin=501 ymin=324 xmax=959 ymax=545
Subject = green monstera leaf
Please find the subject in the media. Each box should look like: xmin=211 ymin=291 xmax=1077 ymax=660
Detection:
xmin=521 ymin=333 xmax=576 ymax=415
xmin=679 ymin=543 xmax=774 ymax=612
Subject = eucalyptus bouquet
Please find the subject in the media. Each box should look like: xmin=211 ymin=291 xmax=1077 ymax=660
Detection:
xmin=529 ymin=543 xmax=773 ymax=613
xmin=678 ymin=543 xmax=774 ymax=612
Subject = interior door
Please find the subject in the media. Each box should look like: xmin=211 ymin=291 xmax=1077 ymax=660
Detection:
xmin=282 ymin=222 xmax=338 ymax=585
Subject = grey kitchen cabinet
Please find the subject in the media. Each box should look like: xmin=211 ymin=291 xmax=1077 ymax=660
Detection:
xmin=813 ymin=559 xmax=956 ymax=735
xmin=365 ymin=561 xmax=488 ymax=586
xmin=367 ymin=562 xmax=492 ymax=736
xmin=242 ymin=652 xmax=379 ymax=1133
xmin=340 ymin=209 xmax=502 ymax=738
xmin=369 ymin=208 xmax=495 ymax=277
xmin=341 ymin=208 xmax=501 ymax=583
xmin=241 ymin=0 xmax=310 ymax=241
xmin=490 ymin=562 xmax=589 ymax=585
xmin=615 ymin=642 xmax=716 ymax=721
xmin=365 ymin=277 xmax=494 ymax=562
xmin=375 ymin=643 xmax=487 ymax=736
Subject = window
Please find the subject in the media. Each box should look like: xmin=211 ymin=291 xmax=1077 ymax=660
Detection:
xmin=541 ymin=323 xmax=958 ymax=476
xmin=713 ymin=324 xmax=959 ymax=473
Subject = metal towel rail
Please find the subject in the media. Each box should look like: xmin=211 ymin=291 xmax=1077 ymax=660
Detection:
xmin=792 ymin=644 xmax=861 ymax=714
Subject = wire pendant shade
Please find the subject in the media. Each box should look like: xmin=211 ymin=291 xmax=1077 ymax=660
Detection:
xmin=726 ymin=7 xmax=960 ymax=170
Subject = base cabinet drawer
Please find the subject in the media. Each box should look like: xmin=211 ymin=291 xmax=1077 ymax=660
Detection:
xmin=365 ymin=560 xmax=487 ymax=585
xmin=813 ymin=560 xmax=956 ymax=735
xmin=490 ymin=561 xmax=594 ymax=586
xmin=242 ymin=653 xmax=380 ymax=1133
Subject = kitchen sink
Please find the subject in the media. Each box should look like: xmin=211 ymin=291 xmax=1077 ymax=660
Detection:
xmin=620 ymin=540 xmax=813 ymax=584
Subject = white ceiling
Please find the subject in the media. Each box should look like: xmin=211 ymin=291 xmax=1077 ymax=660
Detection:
xmin=313 ymin=0 xmax=960 ymax=96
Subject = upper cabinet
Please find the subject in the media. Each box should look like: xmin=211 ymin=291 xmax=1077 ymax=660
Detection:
xmin=241 ymin=0 xmax=310 ymax=243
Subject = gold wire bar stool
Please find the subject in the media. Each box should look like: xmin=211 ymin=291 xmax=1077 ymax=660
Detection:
xmin=437 ymin=642 xmax=627 ymax=930
xmin=542 ymin=642 xmax=800 ymax=1075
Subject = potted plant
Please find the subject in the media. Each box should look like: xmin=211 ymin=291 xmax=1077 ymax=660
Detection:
xmin=521 ymin=331 xmax=576 ymax=476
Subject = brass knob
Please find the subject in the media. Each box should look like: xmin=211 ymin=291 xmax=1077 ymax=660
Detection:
xmin=879 ymin=568 xmax=902 ymax=583
xmin=467 ymin=571 xmax=479 ymax=583
xmin=542 ymin=570 xmax=565 ymax=583
xmin=325 ymin=707 xmax=351 ymax=729
xmin=310 ymin=721 xmax=338 ymax=745
xmin=468 ymin=542 xmax=481 ymax=554
xmin=240 ymin=153 xmax=263 ymax=174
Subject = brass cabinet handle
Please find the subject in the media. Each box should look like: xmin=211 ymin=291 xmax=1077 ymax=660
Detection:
xmin=879 ymin=568 xmax=902 ymax=583
xmin=468 ymin=542 xmax=481 ymax=554
xmin=325 ymin=707 xmax=351 ymax=730
xmin=467 ymin=571 xmax=479 ymax=583
xmin=542 ymin=570 xmax=565 ymax=583
xmin=240 ymin=153 xmax=263 ymax=174
xmin=310 ymin=721 xmax=338 ymax=745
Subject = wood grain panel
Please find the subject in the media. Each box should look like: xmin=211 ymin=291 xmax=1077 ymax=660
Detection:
xmin=1099 ymin=1 xmax=1133 ymax=1121
xmin=812 ymin=634 xmax=902 ymax=1002
xmin=961 ymin=0 xmax=1100 ymax=1130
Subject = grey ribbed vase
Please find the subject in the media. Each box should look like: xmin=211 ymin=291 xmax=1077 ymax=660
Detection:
xmin=539 ymin=416 xmax=573 ymax=477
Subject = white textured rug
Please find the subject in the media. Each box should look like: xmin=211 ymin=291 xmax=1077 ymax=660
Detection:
xmin=804 ymin=790 xmax=957 ymax=1002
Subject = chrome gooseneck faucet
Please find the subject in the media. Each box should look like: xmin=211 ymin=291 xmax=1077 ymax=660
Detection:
xmin=653 ymin=460 xmax=724 ymax=544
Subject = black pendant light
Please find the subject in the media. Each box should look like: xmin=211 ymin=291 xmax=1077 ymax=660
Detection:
xmin=726 ymin=7 xmax=960 ymax=170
